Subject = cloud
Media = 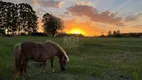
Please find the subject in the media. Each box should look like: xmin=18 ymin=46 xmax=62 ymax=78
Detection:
xmin=57 ymin=1 xmax=64 ymax=8
xmin=125 ymin=12 xmax=142 ymax=22
xmin=33 ymin=0 xmax=39 ymax=5
xmin=39 ymin=0 xmax=64 ymax=8
xmin=125 ymin=16 xmax=138 ymax=22
xmin=76 ymin=1 xmax=92 ymax=6
xmin=64 ymin=12 xmax=70 ymax=14
xmin=67 ymin=5 xmax=124 ymax=26
xmin=131 ymin=25 xmax=142 ymax=29
xmin=136 ymin=12 xmax=142 ymax=16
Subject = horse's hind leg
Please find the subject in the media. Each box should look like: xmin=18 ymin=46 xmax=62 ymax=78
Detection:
xmin=50 ymin=56 xmax=55 ymax=72
xmin=22 ymin=58 xmax=31 ymax=77
xmin=40 ymin=61 xmax=46 ymax=72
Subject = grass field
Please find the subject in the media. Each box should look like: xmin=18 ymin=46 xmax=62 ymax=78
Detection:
xmin=0 ymin=36 xmax=142 ymax=80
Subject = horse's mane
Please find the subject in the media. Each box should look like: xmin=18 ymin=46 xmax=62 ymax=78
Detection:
xmin=45 ymin=40 xmax=69 ymax=62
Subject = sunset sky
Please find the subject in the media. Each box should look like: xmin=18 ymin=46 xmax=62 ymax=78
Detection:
xmin=4 ymin=0 xmax=142 ymax=36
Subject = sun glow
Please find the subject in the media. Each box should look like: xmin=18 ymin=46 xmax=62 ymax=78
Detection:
xmin=69 ymin=28 xmax=85 ymax=35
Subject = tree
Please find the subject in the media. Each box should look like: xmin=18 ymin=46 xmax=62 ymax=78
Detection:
xmin=116 ymin=30 xmax=120 ymax=35
xmin=112 ymin=30 xmax=121 ymax=37
xmin=113 ymin=31 xmax=117 ymax=37
xmin=42 ymin=13 xmax=64 ymax=36
xmin=0 ymin=1 xmax=8 ymax=35
xmin=6 ymin=2 xmax=18 ymax=34
xmin=108 ymin=30 xmax=112 ymax=37
xmin=0 ymin=21 xmax=5 ymax=35
xmin=0 ymin=1 xmax=38 ymax=36
xmin=0 ymin=1 xmax=18 ymax=35
xmin=17 ymin=3 xmax=38 ymax=35
xmin=116 ymin=30 xmax=121 ymax=37
xmin=100 ymin=32 xmax=105 ymax=37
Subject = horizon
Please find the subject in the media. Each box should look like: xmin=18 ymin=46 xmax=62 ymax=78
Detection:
xmin=3 ymin=0 xmax=142 ymax=36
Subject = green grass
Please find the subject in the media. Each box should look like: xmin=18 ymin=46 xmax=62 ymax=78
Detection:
xmin=0 ymin=36 xmax=142 ymax=80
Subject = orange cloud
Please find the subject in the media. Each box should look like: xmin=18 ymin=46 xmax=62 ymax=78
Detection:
xmin=131 ymin=25 xmax=142 ymax=29
xmin=39 ymin=0 xmax=64 ymax=8
xmin=67 ymin=5 xmax=124 ymax=26
xmin=33 ymin=0 xmax=39 ymax=5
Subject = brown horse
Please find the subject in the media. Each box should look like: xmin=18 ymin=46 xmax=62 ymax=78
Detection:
xmin=13 ymin=40 xmax=69 ymax=78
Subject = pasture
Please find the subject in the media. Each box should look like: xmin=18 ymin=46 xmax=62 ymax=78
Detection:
xmin=0 ymin=36 xmax=142 ymax=80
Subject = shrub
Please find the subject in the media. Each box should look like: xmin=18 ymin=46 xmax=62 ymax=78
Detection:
xmin=30 ymin=32 xmax=48 ymax=36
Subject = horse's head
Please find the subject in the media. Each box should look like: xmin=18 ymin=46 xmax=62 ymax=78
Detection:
xmin=60 ymin=56 xmax=68 ymax=71
xmin=46 ymin=40 xmax=69 ymax=71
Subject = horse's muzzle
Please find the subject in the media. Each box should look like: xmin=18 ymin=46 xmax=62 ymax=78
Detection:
xmin=61 ymin=67 xmax=66 ymax=71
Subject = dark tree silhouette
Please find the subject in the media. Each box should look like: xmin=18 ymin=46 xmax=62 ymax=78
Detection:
xmin=0 ymin=1 xmax=6 ymax=35
xmin=17 ymin=3 xmax=38 ymax=34
xmin=42 ymin=13 xmax=64 ymax=36
xmin=100 ymin=32 xmax=105 ymax=37
xmin=115 ymin=30 xmax=121 ymax=37
xmin=116 ymin=30 xmax=120 ymax=34
xmin=0 ymin=1 xmax=18 ymax=35
xmin=111 ymin=30 xmax=121 ymax=37
xmin=108 ymin=30 xmax=112 ymax=37
xmin=6 ymin=2 xmax=18 ymax=34
xmin=0 ymin=1 xmax=9 ymax=35
xmin=0 ymin=1 xmax=38 ymax=35
xmin=113 ymin=31 xmax=117 ymax=36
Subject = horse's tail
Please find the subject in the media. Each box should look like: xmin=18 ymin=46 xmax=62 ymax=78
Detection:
xmin=46 ymin=40 xmax=69 ymax=62
xmin=13 ymin=43 xmax=22 ymax=74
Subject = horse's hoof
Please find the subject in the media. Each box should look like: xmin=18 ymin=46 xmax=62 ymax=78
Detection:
xmin=41 ymin=70 xmax=45 ymax=73
xmin=52 ymin=69 xmax=55 ymax=73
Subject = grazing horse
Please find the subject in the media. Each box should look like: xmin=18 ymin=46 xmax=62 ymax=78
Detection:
xmin=13 ymin=40 xmax=69 ymax=78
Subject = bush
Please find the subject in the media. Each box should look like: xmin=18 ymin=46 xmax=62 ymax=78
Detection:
xmin=30 ymin=32 xmax=48 ymax=36
xmin=2 ymin=34 xmax=13 ymax=37
xmin=56 ymin=33 xmax=84 ymax=37
xmin=21 ymin=33 xmax=27 ymax=36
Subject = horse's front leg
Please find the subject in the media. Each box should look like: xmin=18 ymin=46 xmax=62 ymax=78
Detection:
xmin=50 ymin=56 xmax=55 ymax=72
xmin=22 ymin=59 xmax=31 ymax=78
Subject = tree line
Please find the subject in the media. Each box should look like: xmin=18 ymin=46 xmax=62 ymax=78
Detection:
xmin=0 ymin=1 xmax=63 ymax=37
xmin=99 ymin=30 xmax=142 ymax=38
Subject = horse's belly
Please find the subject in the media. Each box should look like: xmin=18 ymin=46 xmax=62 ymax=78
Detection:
xmin=32 ymin=53 xmax=51 ymax=62
xmin=32 ymin=57 xmax=49 ymax=62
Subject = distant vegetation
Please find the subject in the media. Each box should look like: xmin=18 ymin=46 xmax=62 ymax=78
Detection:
xmin=56 ymin=32 xmax=84 ymax=37
xmin=99 ymin=30 xmax=142 ymax=38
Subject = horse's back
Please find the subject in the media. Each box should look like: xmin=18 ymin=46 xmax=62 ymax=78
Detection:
xmin=21 ymin=41 xmax=41 ymax=57
xmin=21 ymin=41 xmax=56 ymax=61
xmin=44 ymin=42 xmax=57 ymax=55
